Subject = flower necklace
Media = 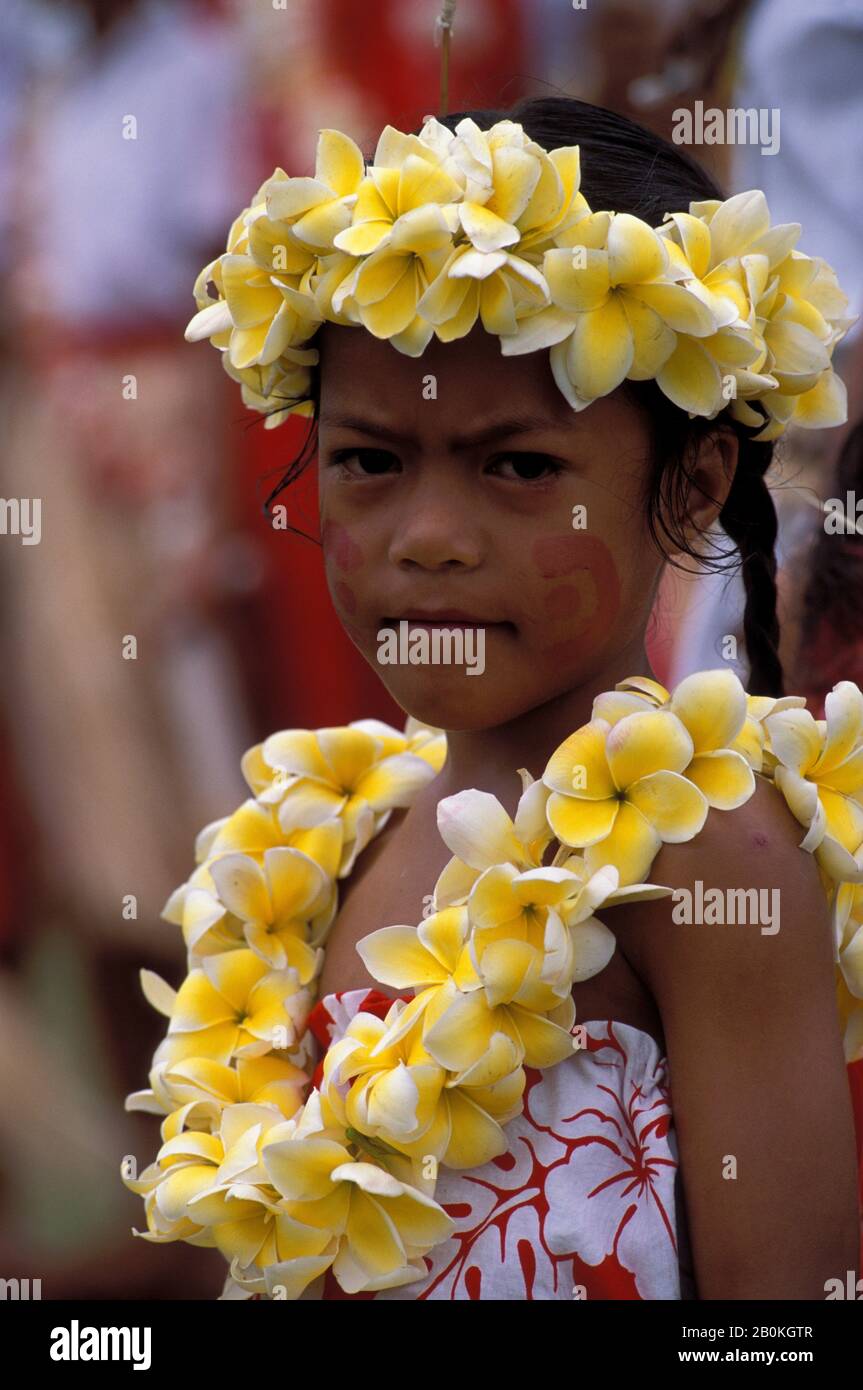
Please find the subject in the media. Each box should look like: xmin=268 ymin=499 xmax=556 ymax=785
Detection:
xmin=124 ymin=668 xmax=863 ymax=1298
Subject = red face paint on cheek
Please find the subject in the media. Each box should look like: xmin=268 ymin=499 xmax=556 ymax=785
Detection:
xmin=532 ymin=534 xmax=621 ymax=654
xmin=321 ymin=520 xmax=365 ymax=572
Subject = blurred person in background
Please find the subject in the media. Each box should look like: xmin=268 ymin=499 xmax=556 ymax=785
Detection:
xmin=0 ymin=0 xmax=256 ymax=1295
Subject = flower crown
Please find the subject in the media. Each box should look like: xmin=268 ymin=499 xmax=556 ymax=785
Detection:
xmin=186 ymin=115 xmax=856 ymax=441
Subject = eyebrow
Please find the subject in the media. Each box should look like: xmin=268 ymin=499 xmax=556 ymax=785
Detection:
xmin=318 ymin=410 xmax=577 ymax=450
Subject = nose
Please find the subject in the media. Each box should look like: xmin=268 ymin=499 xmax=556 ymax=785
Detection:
xmin=387 ymin=474 xmax=483 ymax=571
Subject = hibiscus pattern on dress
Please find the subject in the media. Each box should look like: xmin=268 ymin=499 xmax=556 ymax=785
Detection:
xmin=305 ymin=989 xmax=696 ymax=1301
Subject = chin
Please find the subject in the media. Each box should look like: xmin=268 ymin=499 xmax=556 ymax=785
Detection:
xmin=383 ymin=674 xmax=531 ymax=733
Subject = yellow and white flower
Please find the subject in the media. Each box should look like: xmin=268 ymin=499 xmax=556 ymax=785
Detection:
xmin=259 ymin=1090 xmax=455 ymax=1296
xmin=765 ymin=681 xmax=863 ymax=881
xmin=433 ymin=778 xmax=554 ymax=908
xmin=159 ymin=948 xmax=312 ymax=1066
xmin=183 ymin=121 xmax=852 ymax=438
xmin=321 ymin=1001 xmax=523 ymax=1169
xmin=593 ymin=669 xmax=757 ymax=809
xmin=543 ymin=710 xmax=708 ymax=884
xmin=242 ymin=724 xmax=441 ymax=874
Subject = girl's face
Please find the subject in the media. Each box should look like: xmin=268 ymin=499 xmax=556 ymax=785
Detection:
xmin=317 ymin=322 xmax=664 ymax=731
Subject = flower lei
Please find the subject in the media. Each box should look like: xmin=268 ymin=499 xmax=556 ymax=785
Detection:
xmin=124 ymin=669 xmax=863 ymax=1298
xmin=185 ymin=115 xmax=855 ymax=441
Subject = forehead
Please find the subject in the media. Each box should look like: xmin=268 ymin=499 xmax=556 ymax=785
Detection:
xmin=317 ymin=321 xmax=577 ymax=430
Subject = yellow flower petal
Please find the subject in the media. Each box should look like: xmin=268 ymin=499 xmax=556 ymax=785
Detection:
xmin=626 ymin=282 xmax=717 ymax=336
xmin=606 ymin=710 xmax=694 ymax=790
xmin=656 ymin=339 xmax=723 ymax=415
xmin=564 ymin=295 xmax=634 ymax=400
xmin=441 ymin=1089 xmax=509 ymax=1167
xmin=546 ymin=792 xmax=619 ymax=848
xmin=507 ymin=1005 xmax=577 ymax=1068
xmin=315 ymin=128 xmax=365 ymax=198
xmin=435 ymin=789 xmax=521 ymax=869
xmin=584 ymin=801 xmax=662 ymax=886
xmin=670 ymin=669 xmax=747 ymax=751
xmin=607 ymin=213 xmax=667 ymax=284
xmin=812 ymin=682 xmax=863 ymax=777
xmin=263 ymin=1137 xmax=349 ymax=1202
xmin=764 ymin=707 xmax=821 ymax=775
xmin=686 ymin=750 xmax=756 ymax=810
xmin=357 ymin=925 xmax=448 ymax=989
xmin=422 ymin=988 xmax=496 ymax=1070
xmin=627 ymin=770 xmax=708 ymax=841
xmin=544 ymin=720 xmax=616 ymax=799
xmin=544 ymin=247 xmax=610 ymax=313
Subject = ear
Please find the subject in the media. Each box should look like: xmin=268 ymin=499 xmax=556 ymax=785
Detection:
xmin=677 ymin=429 xmax=739 ymax=557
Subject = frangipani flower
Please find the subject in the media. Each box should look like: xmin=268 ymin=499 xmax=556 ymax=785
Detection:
xmin=357 ymin=906 xmax=577 ymax=1074
xmin=766 ymin=681 xmax=863 ymax=881
xmin=335 ymin=125 xmax=463 ymax=257
xmin=461 ymin=863 xmax=615 ymax=1008
xmin=185 ymin=245 xmax=321 ymax=369
xmin=263 ymin=129 xmax=365 ymax=252
xmin=417 ymin=242 xmax=549 ymax=341
xmin=660 ymin=191 xmax=854 ymax=438
xmin=501 ymin=209 xmax=732 ymax=412
xmin=162 ymin=949 xmax=311 ymax=1066
xmin=126 ymin=1051 xmax=310 ymax=1135
xmin=412 ymin=117 xmax=586 ymax=341
xmin=125 ymin=1102 xmax=290 ymax=1257
xmin=592 ymin=669 xmax=756 ymax=810
xmin=544 ymin=710 xmax=708 ymax=884
xmin=420 ymin=976 xmax=577 ymax=1075
xmin=201 ymin=799 xmax=343 ymax=871
xmin=241 ymin=726 xmax=440 ymax=874
xmin=221 ymin=352 xmax=317 ymax=429
xmin=434 ymin=779 xmax=554 ymax=908
xmin=330 ymin=128 xmax=464 ymax=354
xmin=261 ymin=1092 xmax=455 ymax=1296
xmin=199 ymin=848 xmax=327 ymax=975
xmin=321 ymin=1003 xmax=523 ymax=1168
xmin=444 ymin=116 xmax=581 ymax=254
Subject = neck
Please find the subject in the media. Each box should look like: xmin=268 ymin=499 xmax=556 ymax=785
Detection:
xmin=421 ymin=634 xmax=655 ymax=816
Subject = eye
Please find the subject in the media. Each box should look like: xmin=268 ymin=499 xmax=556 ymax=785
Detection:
xmin=486 ymin=452 xmax=564 ymax=483
xmin=328 ymin=448 xmax=400 ymax=478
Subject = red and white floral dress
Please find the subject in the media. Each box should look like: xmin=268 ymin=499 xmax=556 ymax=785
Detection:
xmin=300 ymin=987 xmax=697 ymax=1301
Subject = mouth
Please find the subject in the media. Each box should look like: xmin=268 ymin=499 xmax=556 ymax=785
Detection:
xmin=386 ymin=610 xmax=507 ymax=629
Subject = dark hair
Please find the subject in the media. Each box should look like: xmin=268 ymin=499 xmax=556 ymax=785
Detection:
xmin=263 ymin=95 xmax=784 ymax=695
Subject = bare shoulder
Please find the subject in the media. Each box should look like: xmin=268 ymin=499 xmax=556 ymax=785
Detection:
xmin=614 ymin=771 xmax=835 ymax=1012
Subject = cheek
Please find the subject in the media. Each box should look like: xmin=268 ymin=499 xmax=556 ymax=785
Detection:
xmin=530 ymin=534 xmax=622 ymax=654
xmin=334 ymin=581 xmax=357 ymax=615
xmin=321 ymin=521 xmax=365 ymax=620
xmin=321 ymin=520 xmax=365 ymax=572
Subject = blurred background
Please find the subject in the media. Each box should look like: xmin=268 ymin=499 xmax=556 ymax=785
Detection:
xmin=0 ymin=0 xmax=860 ymax=1298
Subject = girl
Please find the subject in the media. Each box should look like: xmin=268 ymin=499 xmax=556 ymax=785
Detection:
xmin=127 ymin=96 xmax=863 ymax=1301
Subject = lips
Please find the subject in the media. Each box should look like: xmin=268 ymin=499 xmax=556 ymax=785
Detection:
xmin=392 ymin=610 xmax=493 ymax=625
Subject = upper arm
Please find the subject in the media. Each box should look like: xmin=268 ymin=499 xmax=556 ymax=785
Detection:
xmin=616 ymin=775 xmax=860 ymax=1299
